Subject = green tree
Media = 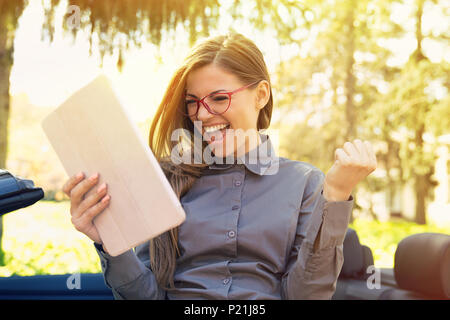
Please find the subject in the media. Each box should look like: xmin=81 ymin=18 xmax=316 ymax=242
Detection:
xmin=276 ymin=0 xmax=449 ymax=224
xmin=0 ymin=0 xmax=308 ymax=264
xmin=275 ymin=0 xmax=401 ymax=220
xmin=368 ymin=0 xmax=449 ymax=224
xmin=0 ymin=0 xmax=28 ymax=265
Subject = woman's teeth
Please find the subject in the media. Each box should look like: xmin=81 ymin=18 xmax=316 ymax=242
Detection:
xmin=204 ymin=124 xmax=229 ymax=133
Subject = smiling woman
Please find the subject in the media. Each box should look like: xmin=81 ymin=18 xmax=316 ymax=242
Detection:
xmin=149 ymin=31 xmax=274 ymax=162
xmin=147 ymin=31 xmax=275 ymax=290
xmin=63 ymin=31 xmax=376 ymax=300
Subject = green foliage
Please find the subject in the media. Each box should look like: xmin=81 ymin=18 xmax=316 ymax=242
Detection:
xmin=0 ymin=201 xmax=101 ymax=276
xmin=275 ymin=0 xmax=449 ymax=223
xmin=39 ymin=0 xmax=309 ymax=71
xmin=1 ymin=201 xmax=448 ymax=275
xmin=350 ymin=218 xmax=450 ymax=268
xmin=377 ymin=59 xmax=448 ymax=181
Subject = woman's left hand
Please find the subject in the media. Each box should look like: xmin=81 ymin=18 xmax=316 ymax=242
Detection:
xmin=323 ymin=139 xmax=377 ymax=201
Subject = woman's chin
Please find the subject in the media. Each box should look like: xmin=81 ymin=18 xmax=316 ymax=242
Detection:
xmin=207 ymin=140 xmax=236 ymax=160
xmin=208 ymin=143 xmax=230 ymax=159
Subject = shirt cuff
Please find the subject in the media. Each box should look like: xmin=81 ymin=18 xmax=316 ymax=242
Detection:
xmin=305 ymin=191 xmax=354 ymax=251
xmin=93 ymin=242 xmax=148 ymax=289
xmin=321 ymin=191 xmax=354 ymax=248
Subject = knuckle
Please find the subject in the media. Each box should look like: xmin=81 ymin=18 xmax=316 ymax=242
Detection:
xmin=351 ymin=162 xmax=361 ymax=169
xmin=70 ymin=212 xmax=78 ymax=223
xmin=88 ymin=203 xmax=102 ymax=217
xmin=98 ymin=197 xmax=109 ymax=208
xmin=358 ymin=160 xmax=368 ymax=168
xmin=62 ymin=181 xmax=71 ymax=194
xmin=83 ymin=208 xmax=94 ymax=220
xmin=73 ymin=222 xmax=83 ymax=232
xmin=96 ymin=186 xmax=107 ymax=198
xmin=99 ymin=197 xmax=110 ymax=209
xmin=349 ymin=162 xmax=358 ymax=169
xmin=88 ymin=205 xmax=104 ymax=219
xmin=94 ymin=200 xmax=105 ymax=211
xmin=341 ymin=159 xmax=351 ymax=167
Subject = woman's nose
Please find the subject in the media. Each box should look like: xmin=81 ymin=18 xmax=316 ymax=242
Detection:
xmin=196 ymin=102 xmax=213 ymax=121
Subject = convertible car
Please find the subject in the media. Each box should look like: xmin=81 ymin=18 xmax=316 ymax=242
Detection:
xmin=0 ymin=170 xmax=448 ymax=300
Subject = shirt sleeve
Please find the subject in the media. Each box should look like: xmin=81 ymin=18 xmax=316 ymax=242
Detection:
xmin=281 ymin=169 xmax=354 ymax=299
xmin=94 ymin=241 xmax=166 ymax=300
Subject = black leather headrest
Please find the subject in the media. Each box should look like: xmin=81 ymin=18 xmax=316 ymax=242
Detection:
xmin=394 ymin=233 xmax=450 ymax=299
xmin=340 ymin=228 xmax=373 ymax=279
xmin=341 ymin=229 xmax=364 ymax=278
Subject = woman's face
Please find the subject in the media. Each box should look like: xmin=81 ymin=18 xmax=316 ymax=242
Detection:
xmin=185 ymin=63 xmax=270 ymax=158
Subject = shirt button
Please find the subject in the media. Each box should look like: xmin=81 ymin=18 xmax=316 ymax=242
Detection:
xmin=223 ymin=278 xmax=230 ymax=285
xmin=232 ymin=205 xmax=240 ymax=210
xmin=234 ymin=180 xmax=242 ymax=187
xmin=228 ymin=230 xmax=236 ymax=238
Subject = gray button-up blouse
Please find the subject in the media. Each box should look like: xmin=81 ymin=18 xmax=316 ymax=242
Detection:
xmin=94 ymin=133 xmax=354 ymax=300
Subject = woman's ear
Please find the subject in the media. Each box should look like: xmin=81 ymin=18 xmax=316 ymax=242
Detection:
xmin=254 ymin=80 xmax=270 ymax=111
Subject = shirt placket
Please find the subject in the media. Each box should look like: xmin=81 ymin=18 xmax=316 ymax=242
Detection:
xmin=221 ymin=164 xmax=245 ymax=297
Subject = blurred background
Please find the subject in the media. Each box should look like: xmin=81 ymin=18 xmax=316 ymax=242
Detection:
xmin=0 ymin=0 xmax=448 ymax=276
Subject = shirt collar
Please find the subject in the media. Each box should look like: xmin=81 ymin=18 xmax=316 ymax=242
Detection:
xmin=208 ymin=132 xmax=279 ymax=176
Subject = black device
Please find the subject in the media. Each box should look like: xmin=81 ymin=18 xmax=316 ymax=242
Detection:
xmin=0 ymin=169 xmax=44 ymax=216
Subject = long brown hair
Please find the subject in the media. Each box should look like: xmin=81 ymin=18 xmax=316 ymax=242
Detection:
xmin=147 ymin=31 xmax=274 ymax=290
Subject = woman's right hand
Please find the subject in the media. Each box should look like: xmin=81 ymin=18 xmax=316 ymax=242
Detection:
xmin=62 ymin=171 xmax=111 ymax=245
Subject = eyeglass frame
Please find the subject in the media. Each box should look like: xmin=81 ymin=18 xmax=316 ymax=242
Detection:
xmin=182 ymin=80 xmax=261 ymax=117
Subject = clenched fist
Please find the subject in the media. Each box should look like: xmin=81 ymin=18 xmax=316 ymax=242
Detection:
xmin=323 ymin=139 xmax=377 ymax=201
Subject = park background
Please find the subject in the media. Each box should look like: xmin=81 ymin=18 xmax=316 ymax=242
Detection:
xmin=0 ymin=0 xmax=449 ymax=276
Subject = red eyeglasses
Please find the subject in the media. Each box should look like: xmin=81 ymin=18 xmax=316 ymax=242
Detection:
xmin=181 ymin=80 xmax=261 ymax=117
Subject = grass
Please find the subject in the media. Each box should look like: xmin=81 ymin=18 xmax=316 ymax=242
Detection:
xmin=0 ymin=201 xmax=449 ymax=276
xmin=349 ymin=218 xmax=450 ymax=268
xmin=0 ymin=201 xmax=101 ymax=276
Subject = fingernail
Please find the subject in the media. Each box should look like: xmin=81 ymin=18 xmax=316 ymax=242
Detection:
xmin=89 ymin=173 xmax=99 ymax=181
xmin=97 ymin=183 xmax=106 ymax=194
xmin=102 ymin=195 xmax=110 ymax=203
xmin=76 ymin=172 xmax=84 ymax=179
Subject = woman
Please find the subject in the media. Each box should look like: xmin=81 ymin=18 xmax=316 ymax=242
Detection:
xmin=62 ymin=32 xmax=376 ymax=299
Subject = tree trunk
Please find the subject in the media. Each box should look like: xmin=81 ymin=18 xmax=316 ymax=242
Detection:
xmin=0 ymin=21 xmax=14 ymax=265
xmin=414 ymin=124 xmax=427 ymax=225
xmin=414 ymin=174 xmax=427 ymax=225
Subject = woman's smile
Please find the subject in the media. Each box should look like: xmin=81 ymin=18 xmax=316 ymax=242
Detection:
xmin=203 ymin=123 xmax=230 ymax=144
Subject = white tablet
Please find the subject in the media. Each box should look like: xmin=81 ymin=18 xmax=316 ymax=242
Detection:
xmin=41 ymin=75 xmax=186 ymax=256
